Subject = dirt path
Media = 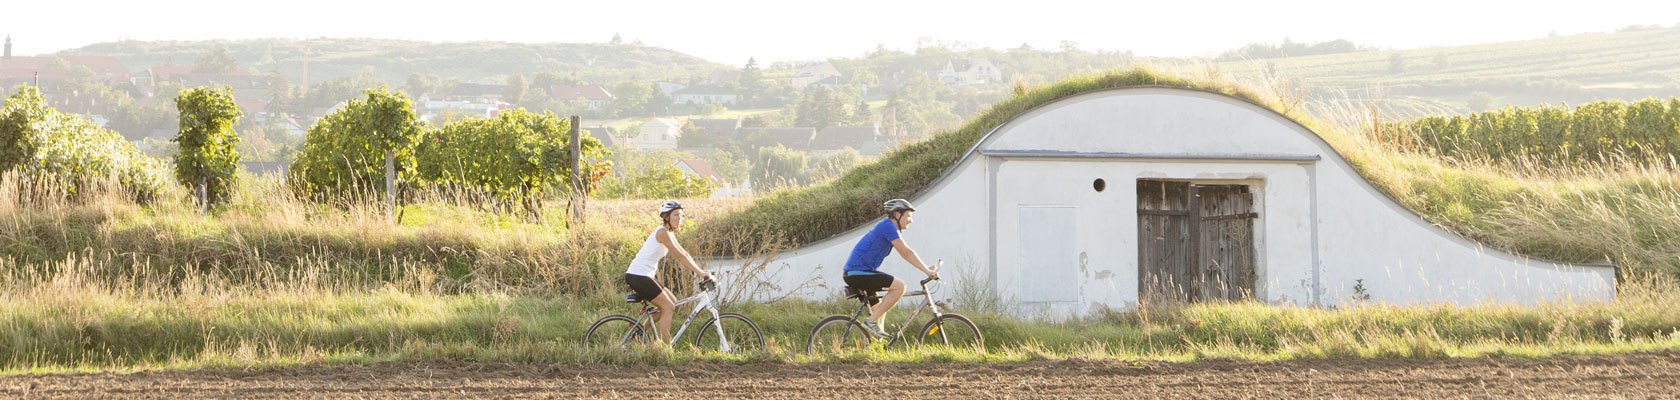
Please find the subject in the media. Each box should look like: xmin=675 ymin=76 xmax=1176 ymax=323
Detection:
xmin=4 ymin=351 xmax=1677 ymax=399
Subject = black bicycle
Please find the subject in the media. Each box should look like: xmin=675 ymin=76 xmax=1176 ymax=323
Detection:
xmin=806 ymin=275 xmax=983 ymax=354
xmin=581 ymin=278 xmax=764 ymax=353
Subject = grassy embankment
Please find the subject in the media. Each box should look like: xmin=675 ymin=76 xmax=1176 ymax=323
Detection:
xmin=3 ymin=67 xmax=1678 ymax=373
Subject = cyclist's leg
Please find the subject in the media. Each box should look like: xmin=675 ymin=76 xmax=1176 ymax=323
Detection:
xmin=650 ymin=288 xmax=677 ymax=345
xmin=871 ymin=277 xmax=906 ymax=325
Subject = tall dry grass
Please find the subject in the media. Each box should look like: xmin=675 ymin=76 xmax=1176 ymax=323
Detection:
xmin=0 ymin=170 xmax=755 ymax=298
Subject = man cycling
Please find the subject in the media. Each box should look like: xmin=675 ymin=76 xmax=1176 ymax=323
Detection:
xmin=842 ymin=198 xmax=940 ymax=338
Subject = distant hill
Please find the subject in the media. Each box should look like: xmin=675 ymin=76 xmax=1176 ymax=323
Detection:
xmin=47 ymin=27 xmax=1680 ymax=122
xmin=58 ymin=38 xmax=728 ymax=85
xmin=1213 ymin=26 xmax=1680 ymax=117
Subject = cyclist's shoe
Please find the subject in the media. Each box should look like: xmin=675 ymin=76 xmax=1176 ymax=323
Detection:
xmin=862 ymin=320 xmax=891 ymax=338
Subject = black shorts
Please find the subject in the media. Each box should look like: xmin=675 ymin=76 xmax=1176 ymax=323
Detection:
xmin=625 ymin=273 xmax=665 ymax=302
xmin=842 ymin=271 xmax=895 ymax=293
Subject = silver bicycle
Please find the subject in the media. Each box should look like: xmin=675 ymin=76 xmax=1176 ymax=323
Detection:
xmin=581 ymin=278 xmax=764 ymax=353
xmin=806 ymin=275 xmax=983 ymax=354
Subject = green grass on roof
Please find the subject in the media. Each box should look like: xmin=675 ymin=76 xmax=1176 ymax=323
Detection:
xmin=696 ymin=68 xmax=1298 ymax=253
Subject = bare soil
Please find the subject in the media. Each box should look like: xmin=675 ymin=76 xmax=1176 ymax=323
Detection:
xmin=3 ymin=351 xmax=1677 ymax=399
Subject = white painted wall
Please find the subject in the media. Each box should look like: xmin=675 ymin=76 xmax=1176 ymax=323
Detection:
xmin=633 ymin=118 xmax=681 ymax=150
xmin=710 ymin=87 xmax=1615 ymax=319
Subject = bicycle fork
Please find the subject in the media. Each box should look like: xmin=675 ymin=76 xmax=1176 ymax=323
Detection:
xmin=664 ymin=294 xmax=732 ymax=352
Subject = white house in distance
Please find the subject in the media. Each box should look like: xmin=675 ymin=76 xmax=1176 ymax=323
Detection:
xmin=549 ymin=84 xmax=615 ymax=110
xmin=715 ymin=87 xmax=1615 ymax=319
xmin=632 ymin=117 xmax=683 ymax=149
xmin=790 ymin=61 xmax=841 ymax=88
xmin=938 ymin=59 xmax=1003 ymax=86
xmin=653 ymin=81 xmax=688 ymax=96
xmin=670 ymin=85 xmax=740 ymax=107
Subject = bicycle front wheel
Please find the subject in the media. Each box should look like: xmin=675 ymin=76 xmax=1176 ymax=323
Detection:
xmin=914 ymin=314 xmax=983 ymax=351
xmin=581 ymin=315 xmax=646 ymax=352
xmin=694 ymin=313 xmax=765 ymax=353
xmin=806 ymin=315 xmax=873 ymax=354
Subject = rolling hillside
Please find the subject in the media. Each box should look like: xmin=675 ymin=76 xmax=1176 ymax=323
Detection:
xmin=59 ymin=38 xmax=727 ymax=85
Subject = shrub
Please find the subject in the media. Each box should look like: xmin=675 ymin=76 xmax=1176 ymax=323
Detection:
xmin=0 ymin=85 xmax=167 ymax=201
xmin=287 ymin=88 xmax=424 ymax=199
xmin=173 ymin=86 xmax=244 ymax=207
xmin=414 ymin=109 xmax=610 ymax=203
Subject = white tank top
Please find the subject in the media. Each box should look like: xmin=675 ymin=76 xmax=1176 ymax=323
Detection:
xmin=625 ymin=227 xmax=669 ymax=277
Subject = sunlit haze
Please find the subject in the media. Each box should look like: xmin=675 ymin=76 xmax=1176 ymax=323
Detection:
xmin=9 ymin=1 xmax=1678 ymax=65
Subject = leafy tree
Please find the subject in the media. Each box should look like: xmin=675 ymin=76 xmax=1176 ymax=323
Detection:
xmin=265 ymin=71 xmax=300 ymax=114
xmin=593 ymin=149 xmax=710 ymax=199
xmin=609 ymin=81 xmax=670 ymax=116
xmin=0 ymin=85 xmax=168 ymax=201
xmin=301 ymin=76 xmax=384 ymax=112
xmin=810 ymin=147 xmax=862 ymax=181
xmin=886 ymin=73 xmax=958 ymax=138
xmin=193 ymin=48 xmax=241 ymax=74
xmin=287 ymin=88 xmax=424 ymax=198
xmin=739 ymin=57 xmax=765 ymax=106
xmin=677 ymin=120 xmax=716 ymax=148
xmin=851 ymin=98 xmax=873 ymax=125
xmin=707 ymin=148 xmax=750 ymax=185
xmin=530 ymin=71 xmax=575 ymax=89
xmin=594 ymin=164 xmax=714 ymax=199
xmin=1388 ymin=52 xmax=1405 ymax=74
xmin=415 ymin=109 xmax=608 ymax=204
xmin=795 ymin=88 xmax=847 ymax=129
xmin=504 ymin=74 xmax=527 ymax=104
xmin=404 ymin=73 xmax=442 ymax=97
xmin=108 ymin=102 xmax=178 ymax=140
xmin=752 ymin=144 xmax=808 ymax=187
xmin=173 ymin=87 xmax=244 ymax=207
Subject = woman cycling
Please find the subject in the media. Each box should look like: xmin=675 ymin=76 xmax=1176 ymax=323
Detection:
xmin=842 ymin=198 xmax=940 ymax=338
xmin=624 ymin=200 xmax=715 ymax=346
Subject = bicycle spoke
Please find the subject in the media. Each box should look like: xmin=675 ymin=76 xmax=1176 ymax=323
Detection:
xmin=694 ymin=313 xmax=765 ymax=353
xmin=581 ymin=315 xmax=646 ymax=352
xmin=807 ymin=316 xmax=873 ymax=354
xmin=916 ymin=314 xmax=983 ymax=351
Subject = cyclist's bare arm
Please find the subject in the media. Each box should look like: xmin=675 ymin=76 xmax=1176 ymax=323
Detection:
xmin=658 ymin=229 xmax=714 ymax=281
xmin=891 ymin=238 xmax=938 ymax=279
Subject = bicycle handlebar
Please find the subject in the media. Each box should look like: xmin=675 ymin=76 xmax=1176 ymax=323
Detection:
xmin=920 ymin=276 xmax=940 ymax=286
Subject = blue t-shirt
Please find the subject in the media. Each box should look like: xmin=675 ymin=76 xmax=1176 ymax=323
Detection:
xmin=844 ymin=218 xmax=902 ymax=273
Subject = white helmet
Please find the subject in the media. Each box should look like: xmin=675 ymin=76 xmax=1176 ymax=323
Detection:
xmin=658 ymin=200 xmax=684 ymax=213
xmin=882 ymin=198 xmax=915 ymax=214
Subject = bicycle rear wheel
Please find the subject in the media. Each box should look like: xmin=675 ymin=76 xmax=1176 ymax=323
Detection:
xmin=914 ymin=314 xmax=983 ymax=351
xmin=694 ymin=313 xmax=765 ymax=353
xmin=806 ymin=315 xmax=874 ymax=354
xmin=581 ymin=315 xmax=647 ymax=352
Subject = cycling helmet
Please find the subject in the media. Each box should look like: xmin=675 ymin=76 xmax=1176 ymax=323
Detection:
xmin=659 ymin=200 xmax=684 ymax=213
xmin=882 ymin=199 xmax=916 ymax=214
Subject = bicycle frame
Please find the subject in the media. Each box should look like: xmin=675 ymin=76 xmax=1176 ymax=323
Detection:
xmin=853 ymin=277 xmax=944 ymax=340
xmin=627 ymin=282 xmax=733 ymax=352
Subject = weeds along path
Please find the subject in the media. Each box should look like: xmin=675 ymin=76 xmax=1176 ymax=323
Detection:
xmin=5 ymin=351 xmax=1676 ymax=399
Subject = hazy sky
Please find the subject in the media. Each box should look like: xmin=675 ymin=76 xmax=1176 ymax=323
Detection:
xmin=8 ymin=1 xmax=1678 ymax=65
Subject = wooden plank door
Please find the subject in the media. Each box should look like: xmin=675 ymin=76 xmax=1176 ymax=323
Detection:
xmin=1137 ymin=180 xmax=1192 ymax=303
xmin=1138 ymin=180 xmax=1258 ymax=304
xmin=1194 ymin=185 xmax=1258 ymax=301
